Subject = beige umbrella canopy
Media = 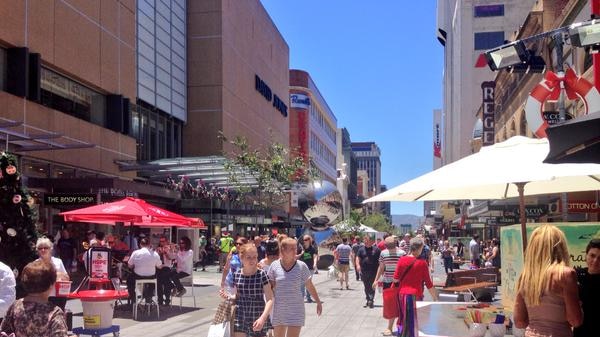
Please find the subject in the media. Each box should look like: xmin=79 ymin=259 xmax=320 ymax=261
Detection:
xmin=365 ymin=136 xmax=600 ymax=249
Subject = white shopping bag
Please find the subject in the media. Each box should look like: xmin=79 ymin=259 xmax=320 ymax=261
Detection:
xmin=207 ymin=321 xmax=230 ymax=337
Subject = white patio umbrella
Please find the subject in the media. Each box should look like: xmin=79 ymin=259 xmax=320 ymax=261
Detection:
xmin=365 ymin=136 xmax=600 ymax=249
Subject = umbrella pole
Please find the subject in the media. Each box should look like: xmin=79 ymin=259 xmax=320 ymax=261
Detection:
xmin=516 ymin=182 xmax=528 ymax=251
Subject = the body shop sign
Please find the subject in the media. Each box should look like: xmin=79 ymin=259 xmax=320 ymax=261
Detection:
xmin=481 ymin=81 xmax=496 ymax=146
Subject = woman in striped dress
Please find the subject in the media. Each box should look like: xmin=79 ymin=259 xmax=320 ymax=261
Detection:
xmin=393 ymin=238 xmax=438 ymax=337
xmin=222 ymin=243 xmax=274 ymax=337
xmin=373 ymin=236 xmax=405 ymax=336
xmin=267 ymin=238 xmax=322 ymax=337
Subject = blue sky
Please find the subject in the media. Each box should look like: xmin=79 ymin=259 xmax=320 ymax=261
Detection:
xmin=261 ymin=1 xmax=443 ymax=216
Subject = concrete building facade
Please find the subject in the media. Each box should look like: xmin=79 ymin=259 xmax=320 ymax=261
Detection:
xmin=436 ymin=0 xmax=536 ymax=164
xmin=289 ymin=69 xmax=338 ymax=183
xmin=185 ymin=0 xmax=290 ymax=157
xmin=0 ymin=1 xmax=145 ymax=234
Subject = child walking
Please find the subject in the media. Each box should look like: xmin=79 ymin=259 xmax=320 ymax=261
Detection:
xmin=221 ymin=243 xmax=274 ymax=337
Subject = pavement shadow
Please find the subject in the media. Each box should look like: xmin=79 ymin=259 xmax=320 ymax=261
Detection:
xmin=107 ymin=304 xmax=202 ymax=322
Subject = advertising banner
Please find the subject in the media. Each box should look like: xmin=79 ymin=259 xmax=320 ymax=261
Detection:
xmin=90 ymin=250 xmax=110 ymax=279
xmin=500 ymin=223 xmax=600 ymax=310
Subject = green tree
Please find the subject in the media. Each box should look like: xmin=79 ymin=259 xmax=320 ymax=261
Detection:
xmin=335 ymin=209 xmax=364 ymax=238
xmin=363 ymin=212 xmax=393 ymax=234
xmin=220 ymin=133 xmax=318 ymax=209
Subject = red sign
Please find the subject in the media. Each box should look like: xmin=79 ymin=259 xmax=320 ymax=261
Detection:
xmin=561 ymin=200 xmax=600 ymax=213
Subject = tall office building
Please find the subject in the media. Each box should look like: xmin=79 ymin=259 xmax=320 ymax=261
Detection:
xmin=351 ymin=142 xmax=381 ymax=196
xmin=437 ymin=0 xmax=535 ymax=164
xmin=135 ymin=0 xmax=187 ymax=160
xmin=336 ymin=127 xmax=358 ymax=218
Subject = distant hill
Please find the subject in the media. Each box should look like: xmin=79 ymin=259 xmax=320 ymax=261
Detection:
xmin=391 ymin=214 xmax=424 ymax=230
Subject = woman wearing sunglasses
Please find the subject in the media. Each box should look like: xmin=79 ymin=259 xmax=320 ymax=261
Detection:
xmin=35 ymin=237 xmax=69 ymax=311
xmin=221 ymin=236 xmax=249 ymax=290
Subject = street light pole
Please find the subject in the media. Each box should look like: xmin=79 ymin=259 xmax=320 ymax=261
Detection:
xmin=554 ymin=33 xmax=567 ymax=122
xmin=592 ymin=0 xmax=600 ymax=91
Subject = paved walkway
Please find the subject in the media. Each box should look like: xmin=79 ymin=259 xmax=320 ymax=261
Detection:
xmin=65 ymin=254 xmax=506 ymax=337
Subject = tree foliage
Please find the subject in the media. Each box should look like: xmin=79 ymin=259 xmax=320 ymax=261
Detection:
xmin=363 ymin=212 xmax=396 ymax=234
xmin=220 ymin=132 xmax=319 ymax=208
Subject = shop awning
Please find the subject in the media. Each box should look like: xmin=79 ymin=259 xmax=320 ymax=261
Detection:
xmin=0 ymin=117 xmax=94 ymax=152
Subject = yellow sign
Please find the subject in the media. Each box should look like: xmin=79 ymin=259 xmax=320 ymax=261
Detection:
xmin=83 ymin=315 xmax=101 ymax=327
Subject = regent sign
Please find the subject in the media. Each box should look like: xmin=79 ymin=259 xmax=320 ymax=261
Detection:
xmin=481 ymin=81 xmax=496 ymax=146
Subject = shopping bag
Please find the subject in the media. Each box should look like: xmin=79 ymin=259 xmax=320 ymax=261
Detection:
xmin=207 ymin=321 xmax=230 ymax=337
xmin=382 ymin=285 xmax=399 ymax=319
xmin=213 ymin=299 xmax=233 ymax=324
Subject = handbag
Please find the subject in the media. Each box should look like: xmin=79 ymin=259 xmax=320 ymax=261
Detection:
xmin=382 ymin=257 xmax=417 ymax=319
xmin=213 ymin=298 xmax=233 ymax=324
xmin=207 ymin=321 xmax=230 ymax=337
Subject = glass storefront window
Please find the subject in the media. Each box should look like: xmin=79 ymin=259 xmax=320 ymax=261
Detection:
xmin=21 ymin=158 xmax=50 ymax=178
xmin=52 ymin=165 xmax=76 ymax=178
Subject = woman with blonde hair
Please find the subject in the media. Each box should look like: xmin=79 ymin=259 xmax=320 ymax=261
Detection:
xmin=35 ymin=237 xmax=69 ymax=311
xmin=513 ymin=225 xmax=582 ymax=337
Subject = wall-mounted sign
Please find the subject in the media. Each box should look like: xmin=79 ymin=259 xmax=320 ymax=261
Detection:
xmin=290 ymin=93 xmax=311 ymax=109
xmin=481 ymin=81 xmax=496 ymax=146
xmin=433 ymin=123 xmax=442 ymax=158
xmin=255 ymin=75 xmax=288 ymax=117
xmin=542 ymin=111 xmax=573 ymax=125
xmin=44 ymin=193 xmax=97 ymax=206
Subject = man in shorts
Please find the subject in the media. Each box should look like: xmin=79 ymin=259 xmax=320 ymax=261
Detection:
xmin=334 ymin=237 xmax=352 ymax=290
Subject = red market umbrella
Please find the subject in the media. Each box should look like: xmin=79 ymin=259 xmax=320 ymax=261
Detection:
xmin=60 ymin=197 xmax=204 ymax=228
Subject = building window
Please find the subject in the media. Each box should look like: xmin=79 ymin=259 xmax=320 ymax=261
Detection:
xmin=0 ymin=47 xmax=6 ymax=91
xmin=40 ymin=68 xmax=106 ymax=126
xmin=131 ymin=100 xmax=183 ymax=160
xmin=474 ymin=31 xmax=505 ymax=50
xmin=474 ymin=4 xmax=504 ymax=18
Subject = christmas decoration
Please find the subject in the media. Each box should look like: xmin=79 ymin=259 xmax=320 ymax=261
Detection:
xmin=0 ymin=152 xmax=38 ymax=280
xmin=525 ymin=66 xmax=600 ymax=138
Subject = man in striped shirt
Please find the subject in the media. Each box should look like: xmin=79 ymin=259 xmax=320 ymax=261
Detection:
xmin=334 ymin=237 xmax=352 ymax=290
xmin=373 ymin=236 xmax=405 ymax=335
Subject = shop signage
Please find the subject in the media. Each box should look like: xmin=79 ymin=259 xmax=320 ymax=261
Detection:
xmin=560 ymin=200 xmax=600 ymax=213
xmin=97 ymin=188 xmax=138 ymax=199
xmin=290 ymin=93 xmax=310 ymax=109
xmin=542 ymin=111 xmax=573 ymax=125
xmin=90 ymin=250 xmax=109 ymax=279
xmin=255 ymin=74 xmax=288 ymax=117
xmin=481 ymin=81 xmax=496 ymax=146
xmin=44 ymin=193 xmax=97 ymax=206
xmin=502 ymin=205 xmax=547 ymax=217
xmin=433 ymin=123 xmax=442 ymax=158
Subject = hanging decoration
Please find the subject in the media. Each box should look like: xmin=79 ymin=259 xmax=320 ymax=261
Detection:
xmin=525 ymin=66 xmax=600 ymax=138
xmin=165 ymin=175 xmax=237 ymax=201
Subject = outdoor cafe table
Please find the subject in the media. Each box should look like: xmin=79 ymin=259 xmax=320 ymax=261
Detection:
xmin=417 ymin=302 xmax=469 ymax=336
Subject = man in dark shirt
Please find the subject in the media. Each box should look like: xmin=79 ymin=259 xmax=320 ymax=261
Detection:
xmin=574 ymin=239 xmax=600 ymax=337
xmin=356 ymin=235 xmax=381 ymax=308
xmin=351 ymin=236 xmax=363 ymax=281
xmin=56 ymin=229 xmax=77 ymax=274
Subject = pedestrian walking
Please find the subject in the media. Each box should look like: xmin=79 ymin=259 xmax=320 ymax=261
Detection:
xmin=469 ymin=234 xmax=480 ymax=268
xmin=350 ymin=236 xmax=363 ymax=281
xmin=372 ymin=236 xmax=405 ymax=336
xmin=355 ymin=235 xmax=380 ymax=308
xmin=513 ymin=225 xmax=582 ymax=337
xmin=298 ymin=235 xmax=318 ymax=302
xmin=334 ymin=237 xmax=352 ymax=290
xmin=393 ymin=238 xmax=438 ymax=337
xmin=220 ymin=243 xmax=274 ymax=337
xmin=219 ymin=232 xmax=235 ymax=273
xmin=221 ymin=237 xmax=248 ymax=289
xmin=441 ymin=240 xmax=454 ymax=274
xmin=258 ymin=240 xmax=280 ymax=273
xmin=574 ymin=239 xmax=600 ymax=337
xmin=267 ymin=238 xmax=321 ymax=337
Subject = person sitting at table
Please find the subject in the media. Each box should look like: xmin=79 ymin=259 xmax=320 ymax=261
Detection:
xmin=167 ymin=236 xmax=194 ymax=297
xmin=155 ymin=236 xmax=175 ymax=306
xmin=126 ymin=238 xmax=162 ymax=305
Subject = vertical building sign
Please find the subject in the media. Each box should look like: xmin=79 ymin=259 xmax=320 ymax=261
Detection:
xmin=433 ymin=109 xmax=442 ymax=168
xmin=481 ymin=81 xmax=496 ymax=146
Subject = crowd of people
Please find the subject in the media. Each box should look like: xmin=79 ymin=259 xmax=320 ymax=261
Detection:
xmin=0 ymin=225 xmax=598 ymax=337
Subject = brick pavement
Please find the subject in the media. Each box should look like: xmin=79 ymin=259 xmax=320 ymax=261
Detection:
xmin=65 ymin=254 xmax=501 ymax=337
